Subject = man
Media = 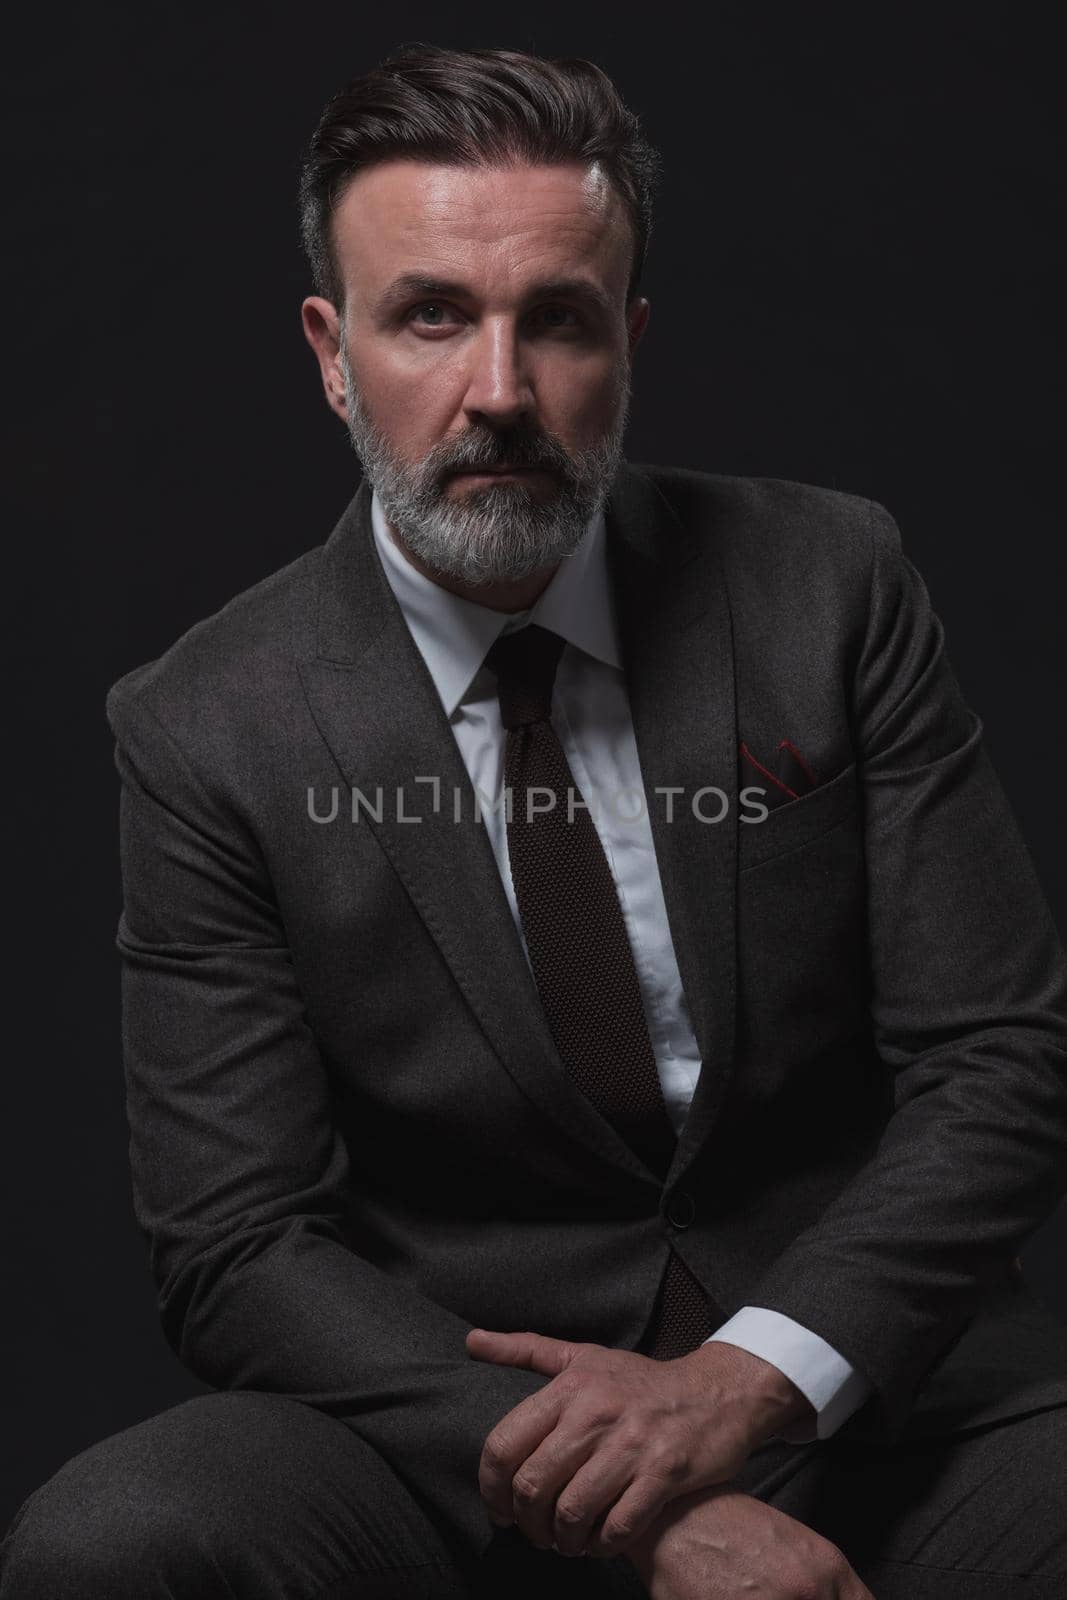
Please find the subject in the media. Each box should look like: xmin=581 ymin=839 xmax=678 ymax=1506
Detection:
xmin=3 ymin=41 xmax=1066 ymax=1600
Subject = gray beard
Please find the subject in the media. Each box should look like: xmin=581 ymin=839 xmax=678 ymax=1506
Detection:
xmin=338 ymin=339 xmax=630 ymax=586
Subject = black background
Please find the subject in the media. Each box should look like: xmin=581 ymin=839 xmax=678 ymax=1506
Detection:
xmin=4 ymin=3 xmax=1065 ymax=1528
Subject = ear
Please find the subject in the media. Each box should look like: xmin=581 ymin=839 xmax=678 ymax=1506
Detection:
xmin=627 ymin=296 xmax=651 ymax=357
xmin=300 ymin=296 xmax=348 ymax=422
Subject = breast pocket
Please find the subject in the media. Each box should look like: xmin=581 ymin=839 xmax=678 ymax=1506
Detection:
xmin=736 ymin=760 xmax=868 ymax=1071
xmin=738 ymin=759 xmax=859 ymax=872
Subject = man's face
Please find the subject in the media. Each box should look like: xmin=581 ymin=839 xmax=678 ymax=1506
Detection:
xmin=302 ymin=159 xmax=650 ymax=587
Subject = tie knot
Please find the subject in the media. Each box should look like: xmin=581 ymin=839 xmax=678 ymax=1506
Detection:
xmin=484 ymin=624 xmax=565 ymax=729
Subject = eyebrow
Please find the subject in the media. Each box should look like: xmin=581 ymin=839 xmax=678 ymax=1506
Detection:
xmin=370 ymin=272 xmax=614 ymax=321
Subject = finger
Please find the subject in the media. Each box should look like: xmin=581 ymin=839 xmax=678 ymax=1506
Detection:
xmin=510 ymin=1433 xmax=600 ymax=1551
xmin=466 ymin=1329 xmax=578 ymax=1377
xmin=549 ymin=1451 xmax=637 ymax=1558
xmin=583 ymin=1474 xmax=669 ymax=1559
xmin=478 ymin=1390 xmax=565 ymax=1523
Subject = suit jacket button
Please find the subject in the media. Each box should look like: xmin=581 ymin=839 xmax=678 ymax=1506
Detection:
xmin=666 ymin=1192 xmax=696 ymax=1229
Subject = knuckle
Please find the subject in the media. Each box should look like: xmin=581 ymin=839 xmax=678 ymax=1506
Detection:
xmin=555 ymin=1501 xmax=586 ymax=1528
xmin=824 ymin=1543 xmax=853 ymax=1580
xmin=648 ymin=1446 xmax=687 ymax=1481
xmin=793 ymin=1541 xmax=849 ymax=1596
xmin=512 ymin=1473 xmax=541 ymax=1504
xmin=481 ymin=1439 xmax=508 ymax=1472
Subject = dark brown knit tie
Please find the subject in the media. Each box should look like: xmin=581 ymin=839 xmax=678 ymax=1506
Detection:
xmin=484 ymin=622 xmax=714 ymax=1361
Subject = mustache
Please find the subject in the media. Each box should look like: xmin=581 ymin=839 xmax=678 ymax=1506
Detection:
xmin=433 ymin=432 xmax=572 ymax=481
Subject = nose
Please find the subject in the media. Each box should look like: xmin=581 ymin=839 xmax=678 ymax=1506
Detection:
xmin=460 ymin=318 xmax=536 ymax=430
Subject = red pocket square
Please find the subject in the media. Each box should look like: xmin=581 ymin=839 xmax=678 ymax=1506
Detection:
xmin=739 ymin=738 xmax=818 ymax=803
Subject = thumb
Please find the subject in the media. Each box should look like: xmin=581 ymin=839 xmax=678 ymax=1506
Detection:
xmin=465 ymin=1329 xmax=579 ymax=1375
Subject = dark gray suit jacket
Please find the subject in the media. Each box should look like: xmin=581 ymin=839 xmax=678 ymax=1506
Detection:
xmin=105 ymin=461 xmax=1067 ymax=1569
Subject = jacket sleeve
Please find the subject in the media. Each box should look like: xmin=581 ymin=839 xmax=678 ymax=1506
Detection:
xmin=745 ymin=498 xmax=1067 ymax=1443
xmin=105 ymin=678 xmax=548 ymax=1571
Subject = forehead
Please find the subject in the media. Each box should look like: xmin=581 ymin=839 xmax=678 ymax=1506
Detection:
xmin=331 ymin=159 xmax=631 ymax=298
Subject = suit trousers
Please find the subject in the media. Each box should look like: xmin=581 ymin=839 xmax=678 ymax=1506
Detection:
xmin=1 ymin=1389 xmax=1065 ymax=1600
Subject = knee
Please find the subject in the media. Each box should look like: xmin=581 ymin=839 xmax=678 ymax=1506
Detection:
xmin=0 ymin=1455 xmax=210 ymax=1597
xmin=0 ymin=1394 xmax=278 ymax=1598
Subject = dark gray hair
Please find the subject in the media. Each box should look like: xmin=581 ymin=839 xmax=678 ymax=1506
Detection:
xmin=297 ymin=43 xmax=663 ymax=317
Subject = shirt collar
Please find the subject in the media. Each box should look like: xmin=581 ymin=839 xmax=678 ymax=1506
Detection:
xmin=370 ymin=485 xmax=621 ymax=719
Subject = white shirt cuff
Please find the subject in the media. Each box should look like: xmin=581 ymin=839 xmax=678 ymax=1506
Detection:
xmin=704 ymin=1305 xmax=873 ymax=1442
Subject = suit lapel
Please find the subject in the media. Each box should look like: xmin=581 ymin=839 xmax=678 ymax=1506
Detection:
xmin=604 ymin=466 xmax=739 ymax=1188
xmin=297 ymin=463 xmax=738 ymax=1190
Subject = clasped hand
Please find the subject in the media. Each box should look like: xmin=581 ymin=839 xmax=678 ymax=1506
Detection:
xmin=466 ymin=1327 xmax=809 ymax=1560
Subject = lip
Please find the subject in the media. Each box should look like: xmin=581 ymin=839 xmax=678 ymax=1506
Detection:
xmin=454 ymin=467 xmax=547 ymax=478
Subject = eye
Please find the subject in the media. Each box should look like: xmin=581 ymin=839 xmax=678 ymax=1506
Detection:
xmin=405 ymin=302 xmax=584 ymax=332
xmin=538 ymin=305 xmax=581 ymax=329
xmin=407 ymin=302 xmax=460 ymax=327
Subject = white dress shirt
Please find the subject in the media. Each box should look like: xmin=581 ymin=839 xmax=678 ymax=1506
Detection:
xmin=370 ymin=486 xmax=872 ymax=1443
